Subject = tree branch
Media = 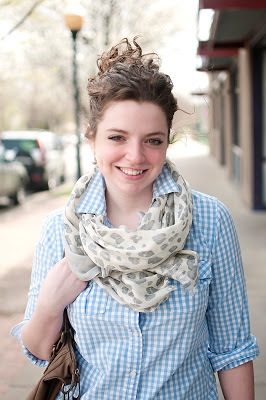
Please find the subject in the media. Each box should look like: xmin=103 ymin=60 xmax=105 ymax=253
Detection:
xmin=0 ymin=1 xmax=14 ymax=6
xmin=0 ymin=0 xmax=46 ymax=41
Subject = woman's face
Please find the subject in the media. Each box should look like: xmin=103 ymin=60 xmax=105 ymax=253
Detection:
xmin=89 ymin=100 xmax=169 ymax=200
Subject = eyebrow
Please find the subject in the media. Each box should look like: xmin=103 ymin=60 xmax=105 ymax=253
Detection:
xmin=106 ymin=128 xmax=167 ymax=137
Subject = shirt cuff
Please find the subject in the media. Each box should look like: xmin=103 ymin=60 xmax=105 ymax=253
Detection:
xmin=208 ymin=335 xmax=260 ymax=372
xmin=10 ymin=321 xmax=49 ymax=368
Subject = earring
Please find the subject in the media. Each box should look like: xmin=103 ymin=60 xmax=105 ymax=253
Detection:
xmin=92 ymin=154 xmax=97 ymax=165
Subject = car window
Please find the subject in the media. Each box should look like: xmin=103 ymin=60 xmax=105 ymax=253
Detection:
xmin=2 ymin=139 xmax=38 ymax=152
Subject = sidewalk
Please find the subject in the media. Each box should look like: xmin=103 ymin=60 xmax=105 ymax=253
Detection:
xmin=168 ymin=140 xmax=266 ymax=398
xmin=1 ymin=139 xmax=265 ymax=399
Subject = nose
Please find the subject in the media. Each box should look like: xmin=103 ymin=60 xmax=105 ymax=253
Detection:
xmin=125 ymin=141 xmax=145 ymax=164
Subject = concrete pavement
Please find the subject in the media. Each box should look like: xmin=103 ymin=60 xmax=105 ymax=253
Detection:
xmin=1 ymin=138 xmax=265 ymax=399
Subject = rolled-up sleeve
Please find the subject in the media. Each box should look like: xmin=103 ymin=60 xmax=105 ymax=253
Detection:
xmin=206 ymin=200 xmax=259 ymax=371
xmin=10 ymin=209 xmax=64 ymax=367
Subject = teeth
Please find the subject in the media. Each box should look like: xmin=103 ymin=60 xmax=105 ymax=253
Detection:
xmin=120 ymin=168 xmax=144 ymax=176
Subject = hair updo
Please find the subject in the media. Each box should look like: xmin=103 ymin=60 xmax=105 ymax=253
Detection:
xmin=86 ymin=37 xmax=178 ymax=140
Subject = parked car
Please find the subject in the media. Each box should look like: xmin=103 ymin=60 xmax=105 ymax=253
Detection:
xmin=1 ymin=130 xmax=66 ymax=190
xmin=0 ymin=145 xmax=29 ymax=205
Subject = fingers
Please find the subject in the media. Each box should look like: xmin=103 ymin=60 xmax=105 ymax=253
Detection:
xmin=55 ymin=257 xmax=87 ymax=290
xmin=38 ymin=257 xmax=87 ymax=313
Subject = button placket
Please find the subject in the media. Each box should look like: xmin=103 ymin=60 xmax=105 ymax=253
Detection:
xmin=126 ymin=311 xmax=142 ymax=397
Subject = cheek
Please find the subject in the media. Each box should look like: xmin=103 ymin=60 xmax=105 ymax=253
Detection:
xmin=97 ymin=147 xmax=122 ymax=164
xmin=146 ymin=148 xmax=167 ymax=164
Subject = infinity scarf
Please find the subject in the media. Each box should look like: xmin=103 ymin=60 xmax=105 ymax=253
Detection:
xmin=63 ymin=159 xmax=199 ymax=313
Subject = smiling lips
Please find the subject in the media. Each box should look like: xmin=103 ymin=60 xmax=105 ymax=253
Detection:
xmin=119 ymin=167 xmax=146 ymax=176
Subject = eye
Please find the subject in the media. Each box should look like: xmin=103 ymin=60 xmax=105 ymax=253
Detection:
xmin=108 ymin=135 xmax=124 ymax=142
xmin=147 ymin=138 xmax=163 ymax=145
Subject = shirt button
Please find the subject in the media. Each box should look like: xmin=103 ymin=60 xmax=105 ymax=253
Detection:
xmin=133 ymin=331 xmax=138 ymax=338
xmin=130 ymin=371 xmax=136 ymax=378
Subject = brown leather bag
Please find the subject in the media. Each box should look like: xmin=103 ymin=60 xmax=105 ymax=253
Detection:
xmin=26 ymin=309 xmax=80 ymax=400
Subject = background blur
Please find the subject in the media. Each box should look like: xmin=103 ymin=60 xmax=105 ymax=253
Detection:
xmin=0 ymin=1 xmax=265 ymax=399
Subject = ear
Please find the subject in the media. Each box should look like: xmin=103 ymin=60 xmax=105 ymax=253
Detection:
xmin=89 ymin=139 xmax=95 ymax=154
xmin=86 ymin=124 xmax=95 ymax=153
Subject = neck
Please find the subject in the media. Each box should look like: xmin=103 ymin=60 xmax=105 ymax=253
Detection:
xmin=105 ymin=189 xmax=153 ymax=229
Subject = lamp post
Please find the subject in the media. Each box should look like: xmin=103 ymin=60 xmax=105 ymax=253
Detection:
xmin=64 ymin=5 xmax=85 ymax=179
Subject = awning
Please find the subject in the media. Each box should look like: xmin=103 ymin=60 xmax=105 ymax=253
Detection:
xmin=197 ymin=0 xmax=266 ymax=71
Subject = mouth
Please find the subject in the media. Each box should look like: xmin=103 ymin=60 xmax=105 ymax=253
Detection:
xmin=118 ymin=167 xmax=147 ymax=176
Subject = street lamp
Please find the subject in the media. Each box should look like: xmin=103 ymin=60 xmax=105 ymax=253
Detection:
xmin=64 ymin=3 xmax=85 ymax=180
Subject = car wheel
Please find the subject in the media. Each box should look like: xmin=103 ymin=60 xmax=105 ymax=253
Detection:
xmin=60 ymin=172 xmax=65 ymax=184
xmin=11 ymin=181 xmax=26 ymax=205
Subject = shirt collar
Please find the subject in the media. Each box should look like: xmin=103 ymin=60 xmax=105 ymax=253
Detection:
xmin=76 ymin=163 xmax=180 ymax=215
xmin=76 ymin=171 xmax=107 ymax=215
xmin=152 ymin=163 xmax=180 ymax=199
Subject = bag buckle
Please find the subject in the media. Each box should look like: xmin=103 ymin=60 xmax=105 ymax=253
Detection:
xmin=61 ymin=369 xmax=80 ymax=400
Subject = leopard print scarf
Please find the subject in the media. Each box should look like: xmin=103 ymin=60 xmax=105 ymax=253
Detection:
xmin=63 ymin=159 xmax=199 ymax=313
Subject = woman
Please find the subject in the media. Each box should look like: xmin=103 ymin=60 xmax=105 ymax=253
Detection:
xmin=12 ymin=38 xmax=259 ymax=399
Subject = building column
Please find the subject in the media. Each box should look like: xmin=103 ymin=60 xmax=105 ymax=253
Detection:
xmin=238 ymin=47 xmax=253 ymax=208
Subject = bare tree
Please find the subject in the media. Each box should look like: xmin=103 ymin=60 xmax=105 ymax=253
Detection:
xmin=0 ymin=0 xmax=193 ymax=132
xmin=0 ymin=0 xmax=46 ymax=41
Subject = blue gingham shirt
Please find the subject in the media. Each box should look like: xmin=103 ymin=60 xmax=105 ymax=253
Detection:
xmin=12 ymin=166 xmax=259 ymax=399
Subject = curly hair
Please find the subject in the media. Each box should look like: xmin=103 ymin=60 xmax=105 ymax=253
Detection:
xmin=86 ymin=37 xmax=178 ymax=140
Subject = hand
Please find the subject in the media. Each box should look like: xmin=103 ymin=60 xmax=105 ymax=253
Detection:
xmin=37 ymin=257 xmax=87 ymax=316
